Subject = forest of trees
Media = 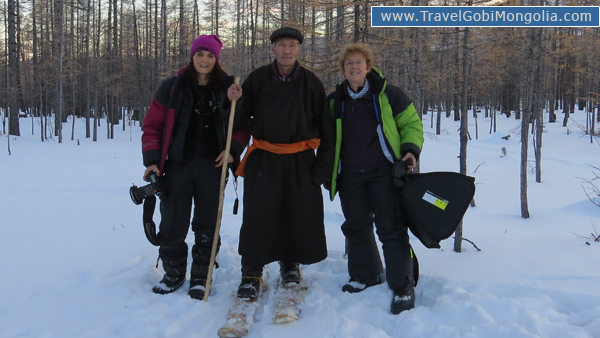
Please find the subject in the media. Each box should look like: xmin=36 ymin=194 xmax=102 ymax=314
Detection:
xmin=1 ymin=0 xmax=598 ymax=249
xmin=1 ymin=0 xmax=599 ymax=143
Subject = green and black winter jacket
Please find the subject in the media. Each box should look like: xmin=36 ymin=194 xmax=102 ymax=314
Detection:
xmin=327 ymin=67 xmax=424 ymax=200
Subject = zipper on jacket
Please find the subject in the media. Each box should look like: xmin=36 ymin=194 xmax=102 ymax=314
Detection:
xmin=372 ymin=94 xmax=382 ymax=123
xmin=372 ymin=93 xmax=397 ymax=161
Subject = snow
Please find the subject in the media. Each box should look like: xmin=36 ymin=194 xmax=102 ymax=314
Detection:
xmin=1 ymin=110 xmax=599 ymax=338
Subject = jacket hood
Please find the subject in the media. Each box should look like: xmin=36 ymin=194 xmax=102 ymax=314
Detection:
xmin=366 ymin=67 xmax=386 ymax=95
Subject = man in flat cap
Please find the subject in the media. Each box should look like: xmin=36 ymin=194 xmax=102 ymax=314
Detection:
xmin=231 ymin=27 xmax=335 ymax=299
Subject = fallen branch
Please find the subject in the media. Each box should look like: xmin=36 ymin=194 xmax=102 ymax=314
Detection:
xmin=452 ymin=237 xmax=482 ymax=251
xmin=572 ymin=222 xmax=600 ymax=243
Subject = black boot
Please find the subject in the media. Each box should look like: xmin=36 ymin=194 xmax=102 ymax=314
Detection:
xmin=189 ymin=251 xmax=213 ymax=300
xmin=342 ymin=275 xmax=383 ymax=293
xmin=391 ymin=277 xmax=415 ymax=314
xmin=153 ymin=274 xmax=186 ymax=294
xmin=279 ymin=262 xmax=301 ymax=285
xmin=236 ymin=277 xmax=262 ymax=300
xmin=188 ymin=278 xmax=208 ymax=300
xmin=153 ymin=252 xmax=187 ymax=295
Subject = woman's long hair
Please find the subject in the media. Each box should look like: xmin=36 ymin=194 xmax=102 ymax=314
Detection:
xmin=182 ymin=60 xmax=228 ymax=89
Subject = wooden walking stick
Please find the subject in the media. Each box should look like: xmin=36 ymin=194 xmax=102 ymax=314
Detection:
xmin=204 ymin=77 xmax=240 ymax=302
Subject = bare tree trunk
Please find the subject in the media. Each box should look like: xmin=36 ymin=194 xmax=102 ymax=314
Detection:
xmin=71 ymin=82 xmax=75 ymax=141
xmin=250 ymin=0 xmax=256 ymax=70
xmin=596 ymin=105 xmax=600 ymax=131
xmin=58 ymin=45 xmax=64 ymax=144
xmin=310 ymin=1 xmax=316 ymax=64
xmin=562 ymin=49 xmax=576 ymax=127
xmin=474 ymin=110 xmax=478 ymax=140
xmin=2 ymin=0 xmax=6 ymax=137
xmin=520 ymin=107 xmax=530 ymax=218
xmin=519 ymin=23 xmax=541 ymax=219
xmin=93 ymin=0 xmax=100 ymax=142
xmin=14 ymin=0 xmax=24 ymax=111
xmin=436 ymin=98 xmax=442 ymax=135
xmin=454 ymin=22 xmax=470 ymax=253
xmin=8 ymin=0 xmax=20 ymax=136
xmin=436 ymin=48 xmax=444 ymax=135
xmin=43 ymin=89 xmax=47 ymax=141
xmin=153 ymin=0 xmax=159 ymax=85
xmin=336 ymin=0 xmax=344 ymax=42
xmin=562 ymin=100 xmax=570 ymax=126
xmin=53 ymin=0 xmax=64 ymax=143
xmin=533 ymin=28 xmax=544 ymax=183
xmin=179 ymin=0 xmax=185 ymax=57
xmin=353 ymin=2 xmax=360 ymax=43
xmin=85 ymin=0 xmax=91 ymax=138
xmin=132 ymin=0 xmax=146 ymax=129
xmin=106 ymin=90 xmax=110 ymax=139
xmin=32 ymin=0 xmax=42 ymax=140
xmin=453 ymin=27 xmax=460 ymax=122
xmin=93 ymin=91 xmax=98 ymax=141
xmin=111 ymin=0 xmax=117 ymax=139
xmin=160 ymin=0 xmax=167 ymax=75
xmin=591 ymin=103 xmax=597 ymax=140
xmin=548 ymin=30 xmax=557 ymax=123
xmin=215 ymin=0 xmax=219 ymax=36
xmin=410 ymin=27 xmax=423 ymax=115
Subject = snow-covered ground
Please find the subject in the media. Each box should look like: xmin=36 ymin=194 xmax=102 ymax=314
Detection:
xmin=1 ymin=109 xmax=599 ymax=338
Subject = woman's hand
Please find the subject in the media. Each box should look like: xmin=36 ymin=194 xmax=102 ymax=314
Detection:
xmin=227 ymin=84 xmax=242 ymax=102
xmin=144 ymin=165 xmax=160 ymax=181
xmin=401 ymin=153 xmax=417 ymax=170
xmin=215 ymin=150 xmax=234 ymax=168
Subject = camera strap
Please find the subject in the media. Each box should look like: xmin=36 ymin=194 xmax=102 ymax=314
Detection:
xmin=142 ymin=195 xmax=160 ymax=246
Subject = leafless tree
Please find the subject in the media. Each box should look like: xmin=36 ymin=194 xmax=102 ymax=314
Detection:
xmin=7 ymin=0 xmax=19 ymax=136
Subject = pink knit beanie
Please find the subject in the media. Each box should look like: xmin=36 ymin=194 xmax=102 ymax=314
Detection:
xmin=190 ymin=35 xmax=223 ymax=61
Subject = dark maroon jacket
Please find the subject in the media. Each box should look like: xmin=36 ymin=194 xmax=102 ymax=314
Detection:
xmin=141 ymin=69 xmax=249 ymax=173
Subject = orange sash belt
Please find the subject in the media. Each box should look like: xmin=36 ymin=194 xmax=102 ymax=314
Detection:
xmin=235 ymin=138 xmax=321 ymax=177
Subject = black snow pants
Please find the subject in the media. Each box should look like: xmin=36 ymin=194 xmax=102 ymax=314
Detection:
xmin=338 ymin=164 xmax=413 ymax=292
xmin=157 ymin=158 xmax=221 ymax=279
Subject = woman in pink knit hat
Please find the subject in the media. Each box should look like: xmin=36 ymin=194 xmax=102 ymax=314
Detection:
xmin=140 ymin=34 xmax=249 ymax=300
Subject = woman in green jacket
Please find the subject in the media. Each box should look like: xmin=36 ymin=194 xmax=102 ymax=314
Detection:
xmin=328 ymin=43 xmax=424 ymax=314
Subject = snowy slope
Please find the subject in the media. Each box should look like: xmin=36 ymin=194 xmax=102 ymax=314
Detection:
xmin=1 ymin=110 xmax=599 ymax=338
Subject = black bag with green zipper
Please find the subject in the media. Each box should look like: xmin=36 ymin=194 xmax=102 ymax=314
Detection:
xmin=394 ymin=160 xmax=476 ymax=249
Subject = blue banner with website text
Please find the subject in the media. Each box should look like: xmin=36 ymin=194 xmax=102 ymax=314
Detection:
xmin=371 ymin=6 xmax=600 ymax=27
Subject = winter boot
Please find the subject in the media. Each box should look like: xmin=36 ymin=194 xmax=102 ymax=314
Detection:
xmin=188 ymin=252 xmax=212 ymax=300
xmin=341 ymin=275 xmax=383 ymax=293
xmin=188 ymin=278 xmax=208 ymax=300
xmin=153 ymin=252 xmax=187 ymax=295
xmin=391 ymin=277 xmax=415 ymax=314
xmin=279 ymin=262 xmax=301 ymax=285
xmin=236 ymin=277 xmax=262 ymax=300
xmin=152 ymin=274 xmax=186 ymax=294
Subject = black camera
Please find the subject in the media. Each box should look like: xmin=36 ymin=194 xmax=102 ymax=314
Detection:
xmin=130 ymin=171 xmax=165 ymax=205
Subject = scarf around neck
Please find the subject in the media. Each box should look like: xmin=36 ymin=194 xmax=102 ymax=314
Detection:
xmin=347 ymin=78 xmax=370 ymax=100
